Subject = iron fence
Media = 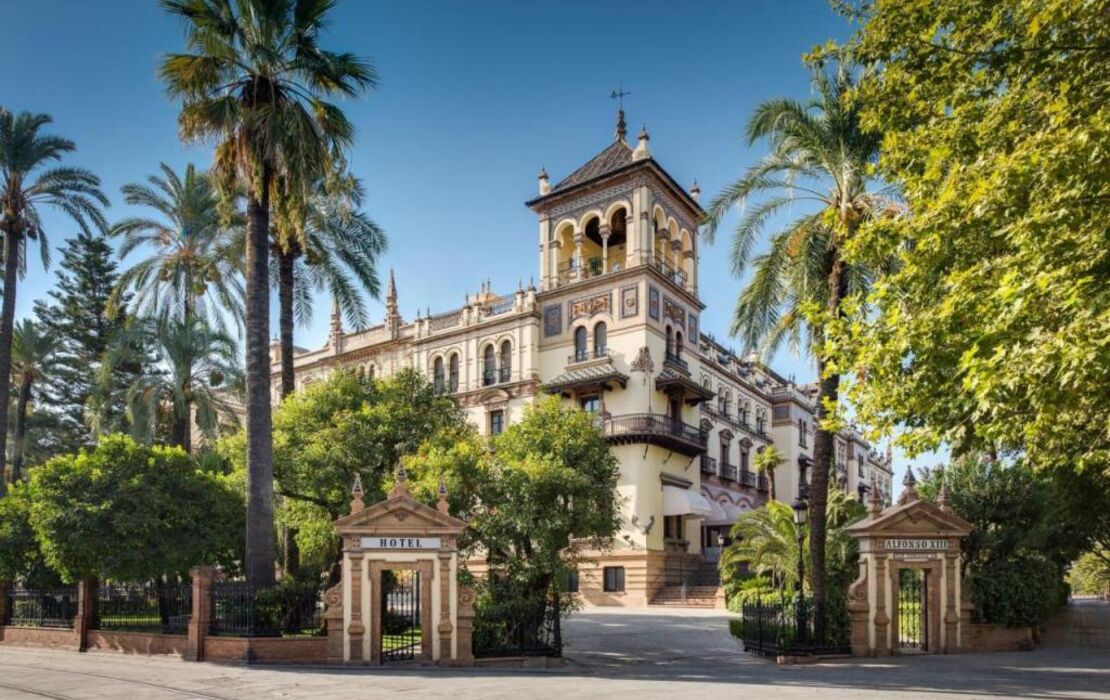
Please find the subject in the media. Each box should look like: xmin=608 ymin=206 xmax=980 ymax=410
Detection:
xmin=95 ymin=582 xmax=192 ymax=635
xmin=737 ymin=595 xmax=850 ymax=657
xmin=209 ymin=581 xmax=324 ymax=638
xmin=4 ymin=586 xmax=78 ymax=628
xmin=473 ymin=596 xmax=562 ymax=658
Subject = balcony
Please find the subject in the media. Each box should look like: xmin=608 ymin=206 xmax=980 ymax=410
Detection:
xmin=482 ymin=367 xmax=513 ymax=387
xmin=700 ymin=403 xmax=770 ymax=440
xmin=757 ymin=474 xmax=769 ymax=492
xmin=601 ymin=413 xmax=707 ymax=456
xmin=556 ymin=256 xmax=607 ymax=287
xmin=567 ymin=348 xmax=610 ymax=365
xmin=664 ymin=351 xmax=689 ymax=374
xmin=739 ymin=469 xmax=757 ymax=488
xmin=700 ymin=455 xmax=718 ymax=476
xmin=720 ymin=461 xmax=738 ymax=481
xmin=650 ymin=255 xmax=689 ymax=289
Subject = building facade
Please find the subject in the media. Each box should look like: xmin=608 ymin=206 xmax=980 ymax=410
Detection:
xmin=276 ymin=112 xmax=894 ymax=605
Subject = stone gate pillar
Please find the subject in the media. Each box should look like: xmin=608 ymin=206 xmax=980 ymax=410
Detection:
xmin=845 ymin=471 xmax=973 ymax=656
xmin=329 ymin=469 xmax=472 ymax=665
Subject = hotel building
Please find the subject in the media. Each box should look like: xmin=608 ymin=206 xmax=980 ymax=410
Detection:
xmin=275 ymin=112 xmax=893 ymax=605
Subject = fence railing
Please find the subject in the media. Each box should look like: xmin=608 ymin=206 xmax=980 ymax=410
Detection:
xmin=209 ymin=581 xmax=323 ymax=638
xmin=95 ymin=582 xmax=191 ymax=635
xmin=737 ymin=595 xmax=850 ymax=657
xmin=4 ymin=586 xmax=78 ymax=628
xmin=473 ymin=596 xmax=562 ymax=658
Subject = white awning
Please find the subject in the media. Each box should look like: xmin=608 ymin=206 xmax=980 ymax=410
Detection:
xmin=705 ymin=499 xmax=729 ymax=523
xmin=662 ymin=485 xmax=715 ymax=517
xmin=723 ymin=503 xmax=750 ymax=521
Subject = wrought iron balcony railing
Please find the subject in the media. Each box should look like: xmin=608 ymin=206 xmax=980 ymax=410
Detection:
xmin=700 ymin=455 xmax=718 ymax=475
xmin=664 ymin=351 xmax=689 ymax=373
xmin=568 ymin=348 xmax=610 ymax=365
xmin=720 ymin=461 xmax=738 ymax=481
xmin=601 ymin=413 xmax=707 ymax=456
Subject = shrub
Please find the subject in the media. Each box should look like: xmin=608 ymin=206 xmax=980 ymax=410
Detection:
xmin=969 ymin=552 xmax=1066 ymax=627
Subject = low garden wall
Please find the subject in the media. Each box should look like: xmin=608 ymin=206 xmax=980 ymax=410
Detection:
xmin=968 ymin=623 xmax=1035 ymax=652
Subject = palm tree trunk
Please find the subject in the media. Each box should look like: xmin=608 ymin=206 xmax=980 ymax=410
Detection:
xmin=768 ymin=467 xmax=776 ymax=501
xmin=808 ymin=254 xmax=849 ymax=643
xmin=171 ymin=405 xmax=192 ymax=453
xmin=244 ymin=168 xmax=276 ymax=590
xmin=0 ymin=230 xmax=20 ymax=496
xmin=12 ymin=375 xmax=31 ymax=483
xmin=277 ymin=249 xmax=296 ymax=399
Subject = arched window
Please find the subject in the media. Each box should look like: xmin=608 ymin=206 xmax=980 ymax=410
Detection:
xmin=433 ymin=357 xmax=445 ymax=393
xmin=740 ymin=400 xmax=750 ymax=426
xmin=448 ymin=353 xmax=460 ymax=392
xmin=593 ymin=322 xmax=607 ymax=357
xmin=499 ymin=340 xmax=512 ymax=382
xmin=756 ymin=408 xmax=766 ymax=434
xmin=483 ymin=345 xmax=496 ymax=386
xmin=574 ymin=326 xmax=588 ymax=362
xmin=665 ymin=326 xmax=674 ymax=356
xmin=675 ymin=331 xmax=684 ymax=357
xmin=367 ymin=365 xmax=376 ymax=380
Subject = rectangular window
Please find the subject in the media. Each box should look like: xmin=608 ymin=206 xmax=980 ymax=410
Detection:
xmin=603 ymin=566 xmax=625 ymax=593
xmin=580 ymin=395 xmax=600 ymax=413
xmin=489 ymin=410 xmax=504 ymax=436
xmin=663 ymin=515 xmax=685 ymax=541
xmin=798 ymin=419 xmax=808 ymax=447
xmin=562 ymin=569 xmax=579 ymax=593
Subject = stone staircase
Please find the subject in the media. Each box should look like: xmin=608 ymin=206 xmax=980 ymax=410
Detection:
xmin=650 ymin=584 xmax=721 ymax=608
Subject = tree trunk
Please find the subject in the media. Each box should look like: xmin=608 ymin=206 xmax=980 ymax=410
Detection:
xmin=767 ymin=467 xmax=776 ymax=502
xmin=11 ymin=375 xmax=31 ymax=483
xmin=808 ymin=254 xmax=849 ymax=643
xmin=277 ymin=249 xmax=296 ymax=399
xmin=171 ymin=403 xmax=191 ymax=453
xmin=244 ymin=169 xmax=276 ymax=590
xmin=0 ymin=231 xmax=20 ymax=496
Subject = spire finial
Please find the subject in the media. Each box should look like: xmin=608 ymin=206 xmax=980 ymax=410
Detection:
xmin=610 ymin=86 xmax=630 ymax=141
xmin=868 ymin=475 xmax=883 ymax=517
xmin=437 ymin=475 xmax=450 ymax=514
xmin=898 ymin=466 xmax=919 ymax=505
xmin=690 ymin=178 xmax=701 ymax=202
xmin=388 ymin=462 xmax=411 ymax=499
xmin=937 ymin=466 xmax=951 ymax=512
xmin=350 ymin=473 xmax=365 ymax=513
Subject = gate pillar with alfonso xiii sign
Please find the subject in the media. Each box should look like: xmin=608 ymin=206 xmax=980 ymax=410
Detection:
xmin=845 ymin=469 xmax=973 ymax=656
xmin=326 ymin=467 xmax=475 ymax=666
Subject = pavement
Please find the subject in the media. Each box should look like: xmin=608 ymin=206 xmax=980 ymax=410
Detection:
xmin=0 ymin=601 xmax=1107 ymax=699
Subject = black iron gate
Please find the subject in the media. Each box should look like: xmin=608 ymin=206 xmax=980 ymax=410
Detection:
xmin=380 ymin=570 xmax=421 ymax=663
xmin=898 ymin=568 xmax=927 ymax=651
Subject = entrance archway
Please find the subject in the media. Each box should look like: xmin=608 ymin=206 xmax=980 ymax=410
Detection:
xmin=845 ymin=471 xmax=973 ymax=656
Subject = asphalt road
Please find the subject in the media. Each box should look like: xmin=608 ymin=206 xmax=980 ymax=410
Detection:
xmin=0 ymin=602 xmax=1106 ymax=699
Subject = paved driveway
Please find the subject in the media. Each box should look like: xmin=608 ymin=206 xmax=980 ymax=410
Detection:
xmin=0 ymin=602 xmax=1106 ymax=699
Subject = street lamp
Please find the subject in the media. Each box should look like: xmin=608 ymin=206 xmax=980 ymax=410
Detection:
xmin=791 ymin=496 xmax=809 ymax=647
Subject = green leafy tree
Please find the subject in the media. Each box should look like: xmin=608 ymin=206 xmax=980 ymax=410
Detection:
xmin=407 ymin=397 xmax=622 ymax=606
xmin=32 ymin=232 xmax=139 ymax=456
xmin=27 ymin=434 xmax=243 ymax=582
xmin=103 ymin=315 xmax=242 ymax=451
xmin=1068 ymin=549 xmax=1110 ymax=598
xmin=161 ymin=0 xmax=377 ymax=588
xmin=0 ymin=109 xmax=108 ymax=494
xmin=702 ymin=63 xmax=889 ymax=636
xmin=0 ymin=483 xmax=53 ymax=584
xmin=916 ymin=457 xmax=1102 ymax=625
xmin=110 ymin=162 xmax=243 ymax=330
xmin=824 ymin=0 xmax=1109 ymax=478
xmin=9 ymin=319 xmax=59 ymax=482
xmin=220 ymin=368 xmax=467 ymax=575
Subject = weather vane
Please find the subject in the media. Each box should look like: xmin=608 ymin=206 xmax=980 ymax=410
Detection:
xmin=609 ymin=85 xmax=631 ymax=110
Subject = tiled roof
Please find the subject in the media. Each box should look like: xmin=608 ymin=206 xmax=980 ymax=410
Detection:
xmin=549 ymin=140 xmax=633 ymax=194
xmin=542 ymin=364 xmax=630 ymax=393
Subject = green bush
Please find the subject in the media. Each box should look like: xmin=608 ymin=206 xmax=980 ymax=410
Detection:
xmin=969 ymin=553 xmax=1066 ymax=627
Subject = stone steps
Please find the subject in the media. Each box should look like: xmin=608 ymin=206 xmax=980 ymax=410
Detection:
xmin=650 ymin=585 xmax=721 ymax=608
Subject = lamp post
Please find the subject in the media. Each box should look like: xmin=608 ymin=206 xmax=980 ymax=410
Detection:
xmin=792 ymin=496 xmax=809 ymax=647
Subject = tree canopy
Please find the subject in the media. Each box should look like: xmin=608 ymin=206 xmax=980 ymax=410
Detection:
xmin=27 ymin=434 xmax=243 ymax=582
xmin=822 ymin=0 xmax=1110 ymax=476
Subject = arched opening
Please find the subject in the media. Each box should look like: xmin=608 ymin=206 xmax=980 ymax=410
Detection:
xmin=573 ymin=326 xmax=588 ymax=362
xmin=448 ymin=353 xmax=460 ymax=392
xmin=675 ymin=331 xmax=684 ymax=357
xmin=580 ymin=216 xmax=604 ymax=278
xmin=555 ymin=222 xmax=577 ymax=286
xmin=680 ymin=229 xmax=695 ymax=288
xmin=593 ymin=321 xmax=607 ymax=357
xmin=482 ymin=345 xmax=496 ymax=386
xmin=606 ymin=206 xmax=628 ymax=272
xmin=499 ymin=340 xmax=512 ymax=382
xmin=433 ymin=357 xmax=445 ymax=393
xmin=740 ymin=400 xmax=750 ymax=426
xmin=665 ymin=325 xmax=674 ymax=356
xmin=367 ymin=365 xmax=376 ymax=380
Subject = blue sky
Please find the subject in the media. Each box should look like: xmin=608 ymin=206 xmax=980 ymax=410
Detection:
xmin=0 ymin=1 xmax=936 ymax=482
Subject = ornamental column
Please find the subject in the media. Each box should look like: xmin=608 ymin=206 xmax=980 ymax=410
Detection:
xmin=600 ymin=225 xmax=611 ymax=274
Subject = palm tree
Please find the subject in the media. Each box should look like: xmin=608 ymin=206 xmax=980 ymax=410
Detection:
xmin=272 ymin=173 xmax=386 ymax=398
xmin=0 ymin=109 xmax=108 ymax=495
xmin=754 ymin=445 xmax=784 ymax=501
xmin=9 ymin=319 xmax=58 ymax=483
xmin=104 ymin=315 xmax=242 ymax=452
xmin=703 ymin=63 xmax=889 ymax=638
xmin=110 ymin=163 xmax=243 ymax=330
xmin=160 ymin=0 xmax=376 ymax=587
xmin=721 ymin=487 xmax=866 ymax=593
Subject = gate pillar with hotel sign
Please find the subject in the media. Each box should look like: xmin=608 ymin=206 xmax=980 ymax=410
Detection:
xmin=845 ymin=469 xmax=973 ymax=657
xmin=327 ymin=468 xmax=474 ymax=666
